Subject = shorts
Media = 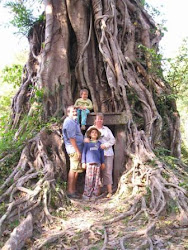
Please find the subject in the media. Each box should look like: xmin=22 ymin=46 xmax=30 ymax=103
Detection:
xmin=69 ymin=152 xmax=83 ymax=173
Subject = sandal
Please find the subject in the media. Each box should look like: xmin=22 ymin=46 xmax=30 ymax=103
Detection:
xmin=106 ymin=193 xmax=112 ymax=198
xmin=67 ymin=193 xmax=80 ymax=199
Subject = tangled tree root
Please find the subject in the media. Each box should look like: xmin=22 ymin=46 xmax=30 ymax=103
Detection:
xmin=2 ymin=213 xmax=33 ymax=250
xmin=0 ymin=125 xmax=68 ymax=248
xmin=1 ymin=126 xmax=187 ymax=249
xmin=104 ymin=158 xmax=188 ymax=248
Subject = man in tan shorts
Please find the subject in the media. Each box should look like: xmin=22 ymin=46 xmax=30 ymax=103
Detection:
xmin=63 ymin=106 xmax=84 ymax=199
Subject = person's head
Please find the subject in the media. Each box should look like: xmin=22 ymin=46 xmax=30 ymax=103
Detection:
xmin=94 ymin=113 xmax=104 ymax=128
xmin=86 ymin=126 xmax=101 ymax=140
xmin=80 ymin=89 xmax=88 ymax=100
xmin=66 ymin=105 xmax=77 ymax=119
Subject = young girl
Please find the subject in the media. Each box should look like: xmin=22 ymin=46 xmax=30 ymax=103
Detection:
xmin=82 ymin=127 xmax=105 ymax=201
xmin=85 ymin=113 xmax=115 ymax=198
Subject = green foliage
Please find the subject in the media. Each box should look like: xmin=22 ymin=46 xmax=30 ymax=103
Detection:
xmin=166 ymin=199 xmax=179 ymax=215
xmin=145 ymin=2 xmax=161 ymax=18
xmin=0 ymin=131 xmax=23 ymax=186
xmin=181 ymin=143 xmax=188 ymax=165
xmin=0 ymin=64 xmax=22 ymax=138
xmin=0 ymin=202 xmax=6 ymax=216
xmin=166 ymin=39 xmax=188 ymax=97
xmin=161 ymin=171 xmax=170 ymax=180
xmin=2 ymin=64 xmax=22 ymax=88
xmin=0 ymin=87 xmax=44 ymax=185
xmin=5 ymin=2 xmax=36 ymax=35
xmin=4 ymin=0 xmax=44 ymax=36
xmin=154 ymin=93 xmax=177 ymax=119
xmin=138 ymin=44 xmax=163 ymax=77
xmin=0 ymin=95 xmax=12 ymax=132
xmin=179 ymin=181 xmax=188 ymax=192
xmin=140 ymin=0 xmax=145 ymax=7
xmin=165 ymin=39 xmax=188 ymax=160
xmin=145 ymin=1 xmax=167 ymax=37
xmin=8 ymin=219 xmax=20 ymax=230
xmin=145 ymin=186 xmax=151 ymax=206
xmin=90 ymin=242 xmax=104 ymax=250
xmin=154 ymin=147 xmax=178 ymax=169
xmin=0 ymin=85 xmax=61 ymax=186
xmin=0 ymin=64 xmax=23 ymax=184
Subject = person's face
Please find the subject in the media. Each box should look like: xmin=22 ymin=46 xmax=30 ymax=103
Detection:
xmin=95 ymin=115 xmax=103 ymax=128
xmin=68 ymin=107 xmax=77 ymax=119
xmin=81 ymin=91 xmax=88 ymax=100
xmin=90 ymin=129 xmax=98 ymax=140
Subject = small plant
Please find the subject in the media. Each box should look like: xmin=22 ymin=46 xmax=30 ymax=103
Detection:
xmin=179 ymin=182 xmax=188 ymax=191
xmin=83 ymin=206 xmax=91 ymax=211
xmin=8 ymin=219 xmax=20 ymax=230
xmin=167 ymin=199 xmax=179 ymax=215
xmin=145 ymin=186 xmax=151 ymax=206
xmin=0 ymin=202 xmax=6 ymax=216
xmin=90 ymin=242 xmax=104 ymax=250
xmin=122 ymin=216 xmax=131 ymax=225
xmin=161 ymin=171 xmax=170 ymax=180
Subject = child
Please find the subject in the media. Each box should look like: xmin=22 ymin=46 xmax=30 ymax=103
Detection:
xmin=82 ymin=127 xmax=105 ymax=201
xmin=74 ymin=89 xmax=93 ymax=130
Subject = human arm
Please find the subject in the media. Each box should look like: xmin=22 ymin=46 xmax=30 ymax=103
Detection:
xmin=74 ymin=99 xmax=79 ymax=108
xmin=86 ymin=99 xmax=93 ymax=110
xmin=74 ymin=99 xmax=82 ymax=109
xmin=70 ymin=138 xmax=81 ymax=160
xmin=81 ymin=143 xmax=87 ymax=166
xmin=100 ymin=127 xmax=116 ymax=149
xmin=101 ymin=163 xmax=105 ymax=170
xmin=100 ymin=143 xmax=105 ymax=170
xmin=84 ymin=126 xmax=92 ymax=143
xmin=77 ymin=99 xmax=93 ymax=110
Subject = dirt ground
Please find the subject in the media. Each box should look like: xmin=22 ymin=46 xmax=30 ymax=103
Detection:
xmin=19 ymin=192 xmax=188 ymax=250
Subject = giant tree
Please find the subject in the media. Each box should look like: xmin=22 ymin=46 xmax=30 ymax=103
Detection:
xmin=1 ymin=0 xmax=188 ymax=249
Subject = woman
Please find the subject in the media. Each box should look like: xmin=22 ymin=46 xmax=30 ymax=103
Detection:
xmin=86 ymin=113 xmax=116 ymax=197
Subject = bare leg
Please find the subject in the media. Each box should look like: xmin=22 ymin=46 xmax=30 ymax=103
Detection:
xmin=106 ymin=184 xmax=112 ymax=198
xmin=73 ymin=172 xmax=79 ymax=193
xmin=107 ymin=184 xmax=112 ymax=193
xmin=68 ymin=170 xmax=78 ymax=194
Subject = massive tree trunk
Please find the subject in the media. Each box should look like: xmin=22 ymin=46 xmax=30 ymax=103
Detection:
xmin=1 ymin=0 xmax=187 ymax=249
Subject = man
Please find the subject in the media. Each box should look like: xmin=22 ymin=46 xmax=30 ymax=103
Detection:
xmin=63 ymin=105 xmax=84 ymax=198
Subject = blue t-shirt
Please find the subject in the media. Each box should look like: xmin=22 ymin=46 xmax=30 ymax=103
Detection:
xmin=63 ymin=117 xmax=84 ymax=154
xmin=82 ymin=141 xmax=104 ymax=164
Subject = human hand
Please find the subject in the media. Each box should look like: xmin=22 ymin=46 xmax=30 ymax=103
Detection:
xmin=100 ymin=144 xmax=106 ymax=149
xmin=82 ymin=163 xmax=86 ymax=169
xmin=84 ymin=138 xmax=90 ymax=143
xmin=76 ymin=150 xmax=81 ymax=160
xmin=101 ymin=163 xmax=105 ymax=170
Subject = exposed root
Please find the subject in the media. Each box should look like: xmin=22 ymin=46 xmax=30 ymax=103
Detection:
xmin=101 ymin=226 xmax=108 ymax=250
xmin=0 ymin=126 xmax=67 ymax=238
xmin=120 ymin=219 xmax=156 ymax=250
xmin=34 ymin=230 xmax=66 ymax=249
xmin=2 ymin=213 xmax=33 ymax=250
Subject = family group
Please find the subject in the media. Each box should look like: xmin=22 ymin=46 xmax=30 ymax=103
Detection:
xmin=62 ymin=89 xmax=115 ymax=201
